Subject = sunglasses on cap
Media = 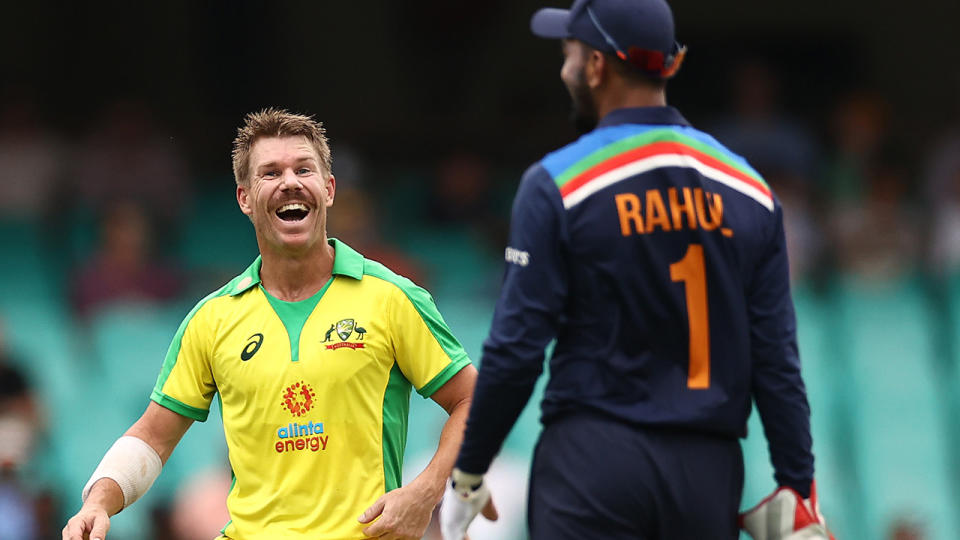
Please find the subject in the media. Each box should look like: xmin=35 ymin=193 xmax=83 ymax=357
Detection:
xmin=585 ymin=5 xmax=687 ymax=78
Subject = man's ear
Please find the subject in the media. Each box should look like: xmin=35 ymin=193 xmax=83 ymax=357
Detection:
xmin=237 ymin=183 xmax=253 ymax=216
xmin=584 ymin=49 xmax=607 ymax=89
xmin=325 ymin=174 xmax=336 ymax=208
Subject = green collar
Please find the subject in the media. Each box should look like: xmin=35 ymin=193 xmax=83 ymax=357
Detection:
xmin=229 ymin=238 xmax=364 ymax=296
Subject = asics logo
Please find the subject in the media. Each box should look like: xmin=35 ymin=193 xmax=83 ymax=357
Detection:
xmin=241 ymin=333 xmax=264 ymax=361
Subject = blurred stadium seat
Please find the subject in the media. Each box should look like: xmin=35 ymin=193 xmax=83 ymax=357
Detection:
xmin=178 ymin=186 xmax=259 ymax=280
xmin=836 ymin=276 xmax=958 ymax=539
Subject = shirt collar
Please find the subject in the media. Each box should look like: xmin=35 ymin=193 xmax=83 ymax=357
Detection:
xmin=229 ymin=237 xmax=365 ymax=296
xmin=596 ymin=106 xmax=691 ymax=129
xmin=329 ymin=238 xmax=365 ymax=280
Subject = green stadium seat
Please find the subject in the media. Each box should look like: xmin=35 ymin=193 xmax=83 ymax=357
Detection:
xmin=0 ymin=219 xmax=61 ymax=304
xmin=835 ymin=276 xmax=958 ymax=540
xmin=178 ymin=187 xmax=259 ymax=275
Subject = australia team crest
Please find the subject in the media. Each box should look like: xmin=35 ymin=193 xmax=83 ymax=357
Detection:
xmin=322 ymin=317 xmax=367 ymax=350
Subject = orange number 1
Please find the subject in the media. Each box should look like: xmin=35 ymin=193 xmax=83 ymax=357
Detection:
xmin=669 ymin=244 xmax=710 ymax=389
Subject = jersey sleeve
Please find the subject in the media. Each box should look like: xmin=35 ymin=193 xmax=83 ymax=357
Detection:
xmin=456 ymin=163 xmax=568 ymax=474
xmin=389 ymin=282 xmax=471 ymax=398
xmin=749 ymin=201 xmax=815 ymax=496
xmin=150 ymin=297 xmax=219 ymax=422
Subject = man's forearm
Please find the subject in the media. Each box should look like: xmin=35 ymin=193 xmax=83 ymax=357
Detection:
xmin=412 ymin=397 xmax=472 ymax=502
xmin=82 ymin=478 xmax=125 ymax=515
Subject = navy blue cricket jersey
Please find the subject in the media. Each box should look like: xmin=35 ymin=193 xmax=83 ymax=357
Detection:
xmin=456 ymin=106 xmax=813 ymax=494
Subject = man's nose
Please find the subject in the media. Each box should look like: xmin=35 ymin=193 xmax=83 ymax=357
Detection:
xmin=279 ymin=168 xmax=303 ymax=190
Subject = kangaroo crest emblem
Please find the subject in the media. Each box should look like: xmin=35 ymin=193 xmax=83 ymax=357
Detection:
xmin=336 ymin=319 xmax=356 ymax=341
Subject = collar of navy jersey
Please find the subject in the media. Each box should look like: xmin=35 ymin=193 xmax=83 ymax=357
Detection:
xmin=596 ymin=106 xmax=690 ymax=129
xmin=229 ymin=237 xmax=365 ymax=296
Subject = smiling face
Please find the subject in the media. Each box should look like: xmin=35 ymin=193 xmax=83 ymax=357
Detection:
xmin=237 ymin=135 xmax=335 ymax=256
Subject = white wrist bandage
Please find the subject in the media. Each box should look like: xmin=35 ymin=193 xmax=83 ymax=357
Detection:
xmin=81 ymin=436 xmax=162 ymax=509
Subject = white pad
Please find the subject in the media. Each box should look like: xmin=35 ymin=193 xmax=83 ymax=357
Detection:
xmin=741 ymin=488 xmax=830 ymax=540
xmin=81 ymin=436 xmax=162 ymax=510
xmin=440 ymin=469 xmax=491 ymax=540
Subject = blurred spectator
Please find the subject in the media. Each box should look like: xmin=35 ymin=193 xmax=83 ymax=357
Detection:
xmin=769 ymin=175 xmax=822 ymax=282
xmin=427 ymin=151 xmax=500 ymax=234
xmin=0 ymin=337 xmax=45 ymax=539
xmin=327 ymin=187 xmax=426 ymax=284
xmin=0 ymin=89 xmax=64 ymax=220
xmin=830 ymin=156 xmax=920 ymax=283
xmin=887 ymin=517 xmax=926 ymax=540
xmin=924 ymin=131 xmax=960 ymax=274
xmin=822 ymin=91 xmax=891 ymax=204
xmin=71 ymin=199 xmax=184 ymax=317
xmin=169 ymin=468 xmax=232 ymax=540
xmin=710 ymin=59 xmax=819 ymax=182
xmin=69 ymin=99 xmax=192 ymax=229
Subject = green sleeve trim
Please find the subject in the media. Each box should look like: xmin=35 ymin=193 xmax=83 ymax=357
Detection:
xmin=363 ymin=261 xmax=471 ymax=364
xmin=153 ymin=282 xmax=233 ymax=397
xmin=417 ymin=355 xmax=470 ymax=398
xmin=150 ymin=390 xmax=210 ymax=422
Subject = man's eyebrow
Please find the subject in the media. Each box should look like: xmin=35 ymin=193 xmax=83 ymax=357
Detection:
xmin=256 ymin=156 xmax=317 ymax=171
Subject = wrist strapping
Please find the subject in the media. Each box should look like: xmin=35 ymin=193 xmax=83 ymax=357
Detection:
xmin=450 ymin=468 xmax=486 ymax=499
xmin=81 ymin=436 xmax=162 ymax=509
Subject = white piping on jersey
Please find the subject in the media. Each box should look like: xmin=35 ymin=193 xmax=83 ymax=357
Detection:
xmin=561 ymin=153 xmax=775 ymax=212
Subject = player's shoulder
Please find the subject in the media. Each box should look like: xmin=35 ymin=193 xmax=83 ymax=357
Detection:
xmin=360 ymin=257 xmax=451 ymax=331
xmin=183 ymin=260 xmax=262 ymax=326
xmin=541 ymin=123 xmax=768 ymax=191
xmin=538 ymin=124 xmax=677 ymax=180
xmin=682 ymin=124 xmax=770 ymax=184
xmin=361 ymin=258 xmax=418 ymax=294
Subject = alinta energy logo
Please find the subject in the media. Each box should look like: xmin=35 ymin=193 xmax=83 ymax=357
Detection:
xmin=275 ymin=381 xmax=329 ymax=454
xmin=321 ymin=318 xmax=367 ymax=350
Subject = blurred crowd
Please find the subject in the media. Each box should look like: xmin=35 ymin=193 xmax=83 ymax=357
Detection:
xmin=1 ymin=55 xmax=959 ymax=538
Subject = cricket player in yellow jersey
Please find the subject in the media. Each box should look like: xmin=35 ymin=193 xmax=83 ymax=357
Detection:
xmin=63 ymin=108 xmax=482 ymax=540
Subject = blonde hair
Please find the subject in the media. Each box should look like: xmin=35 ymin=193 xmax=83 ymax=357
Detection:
xmin=231 ymin=107 xmax=332 ymax=185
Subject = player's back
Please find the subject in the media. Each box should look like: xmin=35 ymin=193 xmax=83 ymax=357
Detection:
xmin=538 ymin=108 xmax=783 ymax=438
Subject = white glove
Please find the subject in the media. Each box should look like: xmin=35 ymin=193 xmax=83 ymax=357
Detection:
xmin=440 ymin=468 xmax=492 ymax=540
xmin=740 ymin=481 xmax=834 ymax=540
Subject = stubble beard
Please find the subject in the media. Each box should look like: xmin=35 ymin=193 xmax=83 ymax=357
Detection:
xmin=568 ymin=69 xmax=599 ymax=135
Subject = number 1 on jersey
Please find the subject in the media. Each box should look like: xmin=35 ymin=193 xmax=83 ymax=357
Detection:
xmin=670 ymin=244 xmax=710 ymax=389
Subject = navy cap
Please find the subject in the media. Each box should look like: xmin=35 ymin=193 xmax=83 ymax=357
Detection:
xmin=531 ymin=0 xmax=685 ymax=78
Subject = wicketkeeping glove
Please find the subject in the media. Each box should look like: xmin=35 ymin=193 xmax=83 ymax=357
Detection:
xmin=440 ymin=468 xmax=492 ymax=540
xmin=740 ymin=480 xmax=835 ymax=540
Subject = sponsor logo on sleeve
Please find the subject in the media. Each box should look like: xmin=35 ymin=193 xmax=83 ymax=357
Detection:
xmin=505 ymin=247 xmax=530 ymax=267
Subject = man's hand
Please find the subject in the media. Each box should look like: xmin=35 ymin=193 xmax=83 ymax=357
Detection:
xmin=358 ymin=479 xmax=439 ymax=540
xmin=62 ymin=505 xmax=111 ymax=540
xmin=63 ymin=478 xmax=123 ymax=540
xmin=439 ymin=469 xmax=498 ymax=540
xmin=740 ymin=481 xmax=834 ymax=540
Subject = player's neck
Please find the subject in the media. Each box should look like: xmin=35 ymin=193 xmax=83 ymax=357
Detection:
xmin=258 ymin=238 xmax=335 ymax=302
xmin=595 ymin=86 xmax=667 ymax=121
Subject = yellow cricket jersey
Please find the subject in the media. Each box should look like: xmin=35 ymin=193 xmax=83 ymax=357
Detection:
xmin=150 ymin=239 xmax=471 ymax=539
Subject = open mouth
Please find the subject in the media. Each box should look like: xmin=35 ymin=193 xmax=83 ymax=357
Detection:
xmin=276 ymin=202 xmax=310 ymax=222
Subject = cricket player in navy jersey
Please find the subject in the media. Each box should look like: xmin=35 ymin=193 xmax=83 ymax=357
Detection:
xmin=440 ymin=1 xmax=834 ymax=539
